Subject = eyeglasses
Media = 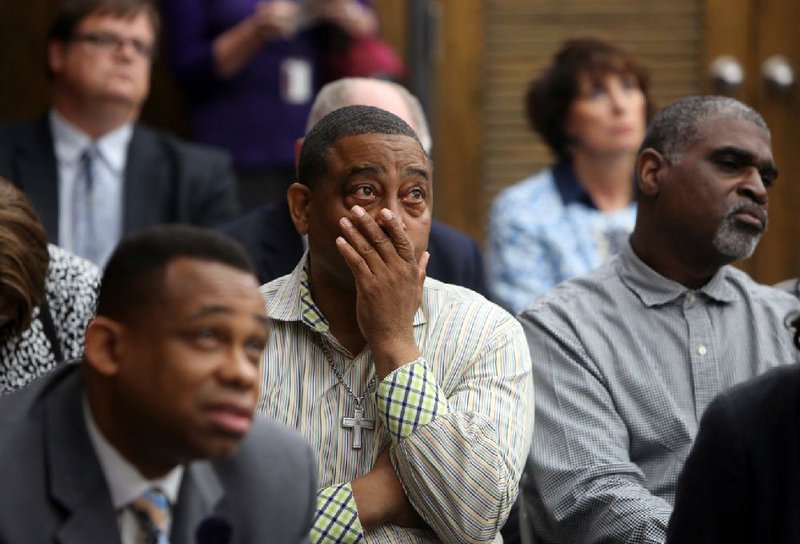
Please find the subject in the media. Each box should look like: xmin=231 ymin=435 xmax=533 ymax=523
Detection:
xmin=70 ymin=32 xmax=156 ymax=60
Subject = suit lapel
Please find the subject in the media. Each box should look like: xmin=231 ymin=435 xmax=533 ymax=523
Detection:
xmin=44 ymin=368 xmax=121 ymax=544
xmin=170 ymin=461 xmax=224 ymax=543
xmin=123 ymin=125 xmax=171 ymax=234
xmin=15 ymin=119 xmax=60 ymax=240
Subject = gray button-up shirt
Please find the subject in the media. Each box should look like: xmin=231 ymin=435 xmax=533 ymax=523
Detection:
xmin=519 ymin=242 xmax=800 ymax=544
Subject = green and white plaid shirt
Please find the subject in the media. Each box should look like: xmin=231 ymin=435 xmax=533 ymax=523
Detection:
xmin=258 ymin=254 xmax=534 ymax=543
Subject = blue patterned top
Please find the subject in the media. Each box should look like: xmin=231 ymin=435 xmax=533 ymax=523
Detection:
xmin=486 ymin=162 xmax=637 ymax=313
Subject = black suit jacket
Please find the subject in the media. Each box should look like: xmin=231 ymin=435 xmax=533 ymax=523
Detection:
xmin=0 ymin=118 xmax=240 ymax=242
xmin=217 ymin=198 xmax=489 ymax=295
xmin=0 ymin=364 xmax=316 ymax=544
xmin=666 ymin=363 xmax=800 ymax=544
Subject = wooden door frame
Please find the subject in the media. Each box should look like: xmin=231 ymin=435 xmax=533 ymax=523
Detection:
xmin=373 ymin=0 xmax=484 ymax=241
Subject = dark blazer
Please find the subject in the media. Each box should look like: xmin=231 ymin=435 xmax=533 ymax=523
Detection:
xmin=666 ymin=363 xmax=800 ymax=544
xmin=0 ymin=118 xmax=240 ymax=242
xmin=218 ymin=198 xmax=489 ymax=295
xmin=0 ymin=364 xmax=316 ymax=544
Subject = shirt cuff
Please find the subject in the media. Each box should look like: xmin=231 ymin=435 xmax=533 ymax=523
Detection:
xmin=312 ymin=482 xmax=364 ymax=543
xmin=376 ymin=358 xmax=449 ymax=442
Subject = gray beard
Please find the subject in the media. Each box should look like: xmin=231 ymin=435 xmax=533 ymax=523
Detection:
xmin=711 ymin=213 xmax=764 ymax=260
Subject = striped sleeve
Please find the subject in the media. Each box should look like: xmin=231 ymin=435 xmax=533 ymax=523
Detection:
xmin=388 ymin=315 xmax=534 ymax=543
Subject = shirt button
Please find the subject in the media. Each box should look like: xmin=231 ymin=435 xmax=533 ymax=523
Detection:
xmin=686 ymin=293 xmax=696 ymax=305
xmin=698 ymin=345 xmax=707 ymax=356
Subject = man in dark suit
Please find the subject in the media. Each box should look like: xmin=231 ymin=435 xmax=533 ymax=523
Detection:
xmin=667 ymin=337 xmax=800 ymax=543
xmin=219 ymin=77 xmax=488 ymax=294
xmin=0 ymin=0 xmax=239 ymax=266
xmin=0 ymin=225 xmax=315 ymax=544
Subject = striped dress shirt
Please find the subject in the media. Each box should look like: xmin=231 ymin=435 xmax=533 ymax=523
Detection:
xmin=518 ymin=241 xmax=800 ymax=544
xmin=258 ymin=255 xmax=534 ymax=543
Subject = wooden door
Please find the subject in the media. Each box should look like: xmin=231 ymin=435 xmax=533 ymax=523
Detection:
xmin=707 ymin=0 xmax=800 ymax=283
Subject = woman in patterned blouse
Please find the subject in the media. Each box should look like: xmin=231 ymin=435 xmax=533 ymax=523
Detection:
xmin=487 ymin=37 xmax=655 ymax=313
xmin=0 ymin=179 xmax=100 ymax=393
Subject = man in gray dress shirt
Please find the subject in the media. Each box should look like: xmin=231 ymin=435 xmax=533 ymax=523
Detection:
xmin=519 ymin=95 xmax=800 ymax=544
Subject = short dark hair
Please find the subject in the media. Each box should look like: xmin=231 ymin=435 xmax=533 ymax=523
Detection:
xmin=297 ymin=105 xmax=423 ymax=188
xmin=526 ymin=37 xmax=654 ymax=161
xmin=96 ymin=225 xmax=255 ymax=322
xmin=47 ymin=0 xmax=161 ymax=45
xmin=0 ymin=180 xmax=50 ymax=338
xmin=640 ymin=95 xmax=768 ymax=163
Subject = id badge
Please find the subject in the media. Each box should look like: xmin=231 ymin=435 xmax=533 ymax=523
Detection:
xmin=280 ymin=57 xmax=312 ymax=104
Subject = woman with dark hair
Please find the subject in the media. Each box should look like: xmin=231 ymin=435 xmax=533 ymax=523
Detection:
xmin=0 ymin=180 xmax=100 ymax=393
xmin=487 ymin=37 xmax=654 ymax=313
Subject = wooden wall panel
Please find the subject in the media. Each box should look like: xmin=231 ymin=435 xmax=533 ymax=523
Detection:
xmin=432 ymin=0 xmax=484 ymax=237
xmin=481 ymin=0 xmax=706 ymax=239
xmin=371 ymin=0 xmax=408 ymax=64
xmin=0 ymin=0 xmax=60 ymax=120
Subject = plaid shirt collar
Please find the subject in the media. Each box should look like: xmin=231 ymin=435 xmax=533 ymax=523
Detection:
xmin=265 ymin=251 xmax=428 ymax=332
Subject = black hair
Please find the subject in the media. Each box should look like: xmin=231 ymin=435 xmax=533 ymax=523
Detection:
xmin=297 ymin=105 xmax=422 ymax=188
xmin=0 ymin=180 xmax=49 ymax=337
xmin=640 ymin=95 xmax=768 ymax=163
xmin=96 ymin=224 xmax=255 ymax=322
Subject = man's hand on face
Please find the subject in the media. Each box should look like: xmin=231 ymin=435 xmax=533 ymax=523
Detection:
xmin=336 ymin=205 xmax=428 ymax=380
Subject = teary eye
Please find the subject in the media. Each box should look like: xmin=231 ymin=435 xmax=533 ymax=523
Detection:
xmin=354 ymin=185 xmax=375 ymax=197
xmin=407 ymin=187 xmax=426 ymax=201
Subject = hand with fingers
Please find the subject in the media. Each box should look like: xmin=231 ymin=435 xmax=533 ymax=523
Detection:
xmin=305 ymin=0 xmax=378 ymax=37
xmin=253 ymin=0 xmax=301 ymax=40
xmin=336 ymin=204 xmax=429 ymax=380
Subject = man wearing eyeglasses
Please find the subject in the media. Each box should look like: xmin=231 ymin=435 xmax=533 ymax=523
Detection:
xmin=0 ymin=0 xmax=240 ymax=267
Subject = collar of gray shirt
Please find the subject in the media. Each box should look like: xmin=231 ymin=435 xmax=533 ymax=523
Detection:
xmin=616 ymin=242 xmax=738 ymax=307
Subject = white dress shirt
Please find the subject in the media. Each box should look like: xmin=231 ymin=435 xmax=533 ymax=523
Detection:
xmin=50 ymin=109 xmax=131 ymax=264
xmin=82 ymin=397 xmax=183 ymax=544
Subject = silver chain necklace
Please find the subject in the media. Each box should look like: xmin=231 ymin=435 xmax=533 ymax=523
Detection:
xmin=315 ymin=335 xmax=376 ymax=449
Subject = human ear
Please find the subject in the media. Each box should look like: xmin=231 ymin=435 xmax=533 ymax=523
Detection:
xmin=47 ymin=40 xmax=65 ymax=75
xmin=83 ymin=317 xmax=126 ymax=377
xmin=286 ymin=182 xmax=312 ymax=236
xmin=636 ymin=148 xmax=667 ymax=197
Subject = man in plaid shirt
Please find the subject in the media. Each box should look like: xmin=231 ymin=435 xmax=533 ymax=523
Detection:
xmin=257 ymin=104 xmax=534 ymax=543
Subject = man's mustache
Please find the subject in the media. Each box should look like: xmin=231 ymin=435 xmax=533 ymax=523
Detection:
xmin=726 ymin=201 xmax=768 ymax=231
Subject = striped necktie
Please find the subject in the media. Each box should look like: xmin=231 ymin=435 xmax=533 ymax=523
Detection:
xmin=129 ymin=489 xmax=171 ymax=544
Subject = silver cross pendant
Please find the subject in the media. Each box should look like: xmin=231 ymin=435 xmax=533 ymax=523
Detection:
xmin=341 ymin=406 xmax=375 ymax=449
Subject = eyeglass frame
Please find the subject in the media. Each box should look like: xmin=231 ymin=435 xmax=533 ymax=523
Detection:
xmin=69 ymin=31 xmax=156 ymax=61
